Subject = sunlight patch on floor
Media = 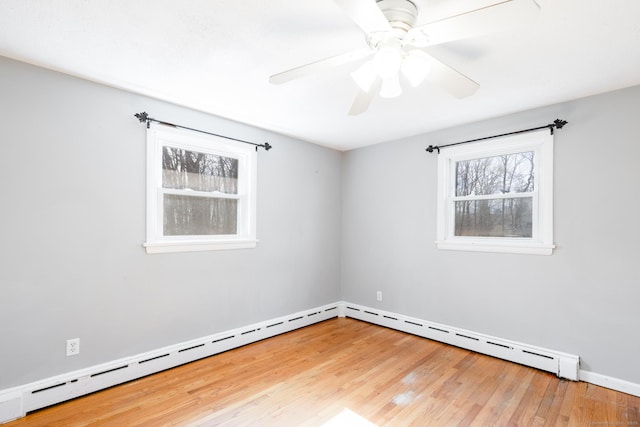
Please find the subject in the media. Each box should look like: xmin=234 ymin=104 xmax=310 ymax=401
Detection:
xmin=321 ymin=408 xmax=378 ymax=427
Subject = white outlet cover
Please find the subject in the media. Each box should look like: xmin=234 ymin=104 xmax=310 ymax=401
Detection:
xmin=66 ymin=338 xmax=80 ymax=356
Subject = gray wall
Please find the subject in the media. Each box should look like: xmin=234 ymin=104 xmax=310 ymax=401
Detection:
xmin=0 ymin=56 xmax=342 ymax=389
xmin=2 ymin=52 xmax=639 ymax=391
xmin=342 ymin=84 xmax=640 ymax=384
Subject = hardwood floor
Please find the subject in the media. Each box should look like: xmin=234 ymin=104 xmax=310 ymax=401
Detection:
xmin=6 ymin=318 xmax=640 ymax=426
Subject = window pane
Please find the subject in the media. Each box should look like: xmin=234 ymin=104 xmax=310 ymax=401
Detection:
xmin=455 ymin=197 xmax=532 ymax=238
xmin=163 ymin=195 xmax=237 ymax=236
xmin=455 ymin=152 xmax=534 ymax=196
xmin=162 ymin=147 xmax=238 ymax=194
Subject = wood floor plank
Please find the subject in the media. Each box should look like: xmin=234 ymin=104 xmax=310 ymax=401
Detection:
xmin=555 ymin=377 xmax=578 ymax=426
xmin=5 ymin=318 xmax=639 ymax=426
xmin=506 ymin=367 xmax=554 ymax=426
xmin=473 ymin=363 xmax=537 ymax=426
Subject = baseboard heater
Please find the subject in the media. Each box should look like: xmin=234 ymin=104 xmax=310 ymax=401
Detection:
xmin=0 ymin=301 xmax=583 ymax=424
xmin=342 ymin=302 xmax=580 ymax=381
xmin=0 ymin=304 xmax=341 ymax=424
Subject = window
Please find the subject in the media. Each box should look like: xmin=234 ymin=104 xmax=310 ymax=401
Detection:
xmin=436 ymin=130 xmax=554 ymax=255
xmin=144 ymin=124 xmax=257 ymax=253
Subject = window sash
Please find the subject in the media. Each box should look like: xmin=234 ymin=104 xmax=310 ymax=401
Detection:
xmin=159 ymin=191 xmax=242 ymax=238
xmin=161 ymin=188 xmax=241 ymax=200
xmin=450 ymin=195 xmax=536 ymax=239
xmin=161 ymin=144 xmax=240 ymax=194
xmin=454 ymin=151 xmax=535 ymax=197
xmin=451 ymin=192 xmax=535 ymax=202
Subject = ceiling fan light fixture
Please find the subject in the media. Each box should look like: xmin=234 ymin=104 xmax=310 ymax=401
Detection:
xmin=373 ymin=40 xmax=403 ymax=79
xmin=379 ymin=74 xmax=402 ymax=98
xmin=401 ymin=49 xmax=431 ymax=87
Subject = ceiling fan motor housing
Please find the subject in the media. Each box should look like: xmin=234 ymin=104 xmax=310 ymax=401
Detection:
xmin=376 ymin=0 xmax=418 ymax=32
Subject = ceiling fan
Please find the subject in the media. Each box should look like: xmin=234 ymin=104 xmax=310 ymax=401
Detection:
xmin=269 ymin=0 xmax=540 ymax=115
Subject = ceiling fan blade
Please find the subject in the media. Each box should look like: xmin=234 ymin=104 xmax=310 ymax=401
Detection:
xmin=427 ymin=56 xmax=479 ymax=99
xmin=348 ymin=77 xmax=382 ymax=115
xmin=269 ymin=48 xmax=372 ymax=85
xmin=409 ymin=0 xmax=540 ymax=47
xmin=333 ymin=0 xmax=392 ymax=34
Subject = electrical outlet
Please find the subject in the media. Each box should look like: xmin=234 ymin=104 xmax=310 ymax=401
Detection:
xmin=66 ymin=338 xmax=80 ymax=356
xmin=376 ymin=291 xmax=383 ymax=301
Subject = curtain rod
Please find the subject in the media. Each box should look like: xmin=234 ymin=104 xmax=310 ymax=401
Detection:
xmin=134 ymin=112 xmax=272 ymax=151
xmin=425 ymin=119 xmax=567 ymax=154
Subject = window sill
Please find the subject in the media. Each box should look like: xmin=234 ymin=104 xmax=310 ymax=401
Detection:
xmin=144 ymin=239 xmax=258 ymax=254
xmin=435 ymin=240 xmax=555 ymax=255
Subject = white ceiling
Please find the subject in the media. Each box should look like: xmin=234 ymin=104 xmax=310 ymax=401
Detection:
xmin=1 ymin=0 xmax=639 ymax=150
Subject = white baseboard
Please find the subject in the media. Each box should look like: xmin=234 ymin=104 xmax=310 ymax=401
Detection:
xmin=340 ymin=302 xmax=580 ymax=381
xmin=0 ymin=394 xmax=22 ymax=425
xmin=580 ymin=370 xmax=640 ymax=397
xmin=2 ymin=301 xmax=638 ymax=424
xmin=0 ymin=303 xmax=341 ymax=424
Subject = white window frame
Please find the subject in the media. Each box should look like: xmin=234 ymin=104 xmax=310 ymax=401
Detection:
xmin=144 ymin=124 xmax=257 ymax=254
xmin=436 ymin=129 xmax=554 ymax=255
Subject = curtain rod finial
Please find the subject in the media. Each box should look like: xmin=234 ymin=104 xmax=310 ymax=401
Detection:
xmin=135 ymin=112 xmax=151 ymax=128
xmin=554 ymin=119 xmax=568 ymax=129
xmin=134 ymin=112 xmax=149 ymax=123
xmin=426 ymin=145 xmax=440 ymax=154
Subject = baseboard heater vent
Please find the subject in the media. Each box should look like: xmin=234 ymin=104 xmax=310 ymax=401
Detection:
xmin=90 ymin=365 xmax=128 ymax=378
xmin=343 ymin=302 xmax=579 ymax=381
xmin=212 ymin=335 xmax=234 ymax=343
xmin=178 ymin=344 xmax=206 ymax=352
xmin=456 ymin=333 xmax=479 ymax=341
xmin=266 ymin=322 xmax=284 ymax=329
xmin=31 ymin=383 xmax=65 ymax=395
xmin=139 ymin=354 xmax=170 ymax=364
xmin=0 ymin=303 xmax=339 ymax=423
xmin=523 ymin=349 xmax=555 ymax=360
xmin=405 ymin=320 xmax=423 ymax=327
xmin=487 ymin=341 xmax=512 ymax=350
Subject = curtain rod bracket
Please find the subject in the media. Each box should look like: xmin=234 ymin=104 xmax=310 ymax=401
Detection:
xmin=426 ymin=118 xmax=568 ymax=154
xmin=133 ymin=112 xmax=272 ymax=151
